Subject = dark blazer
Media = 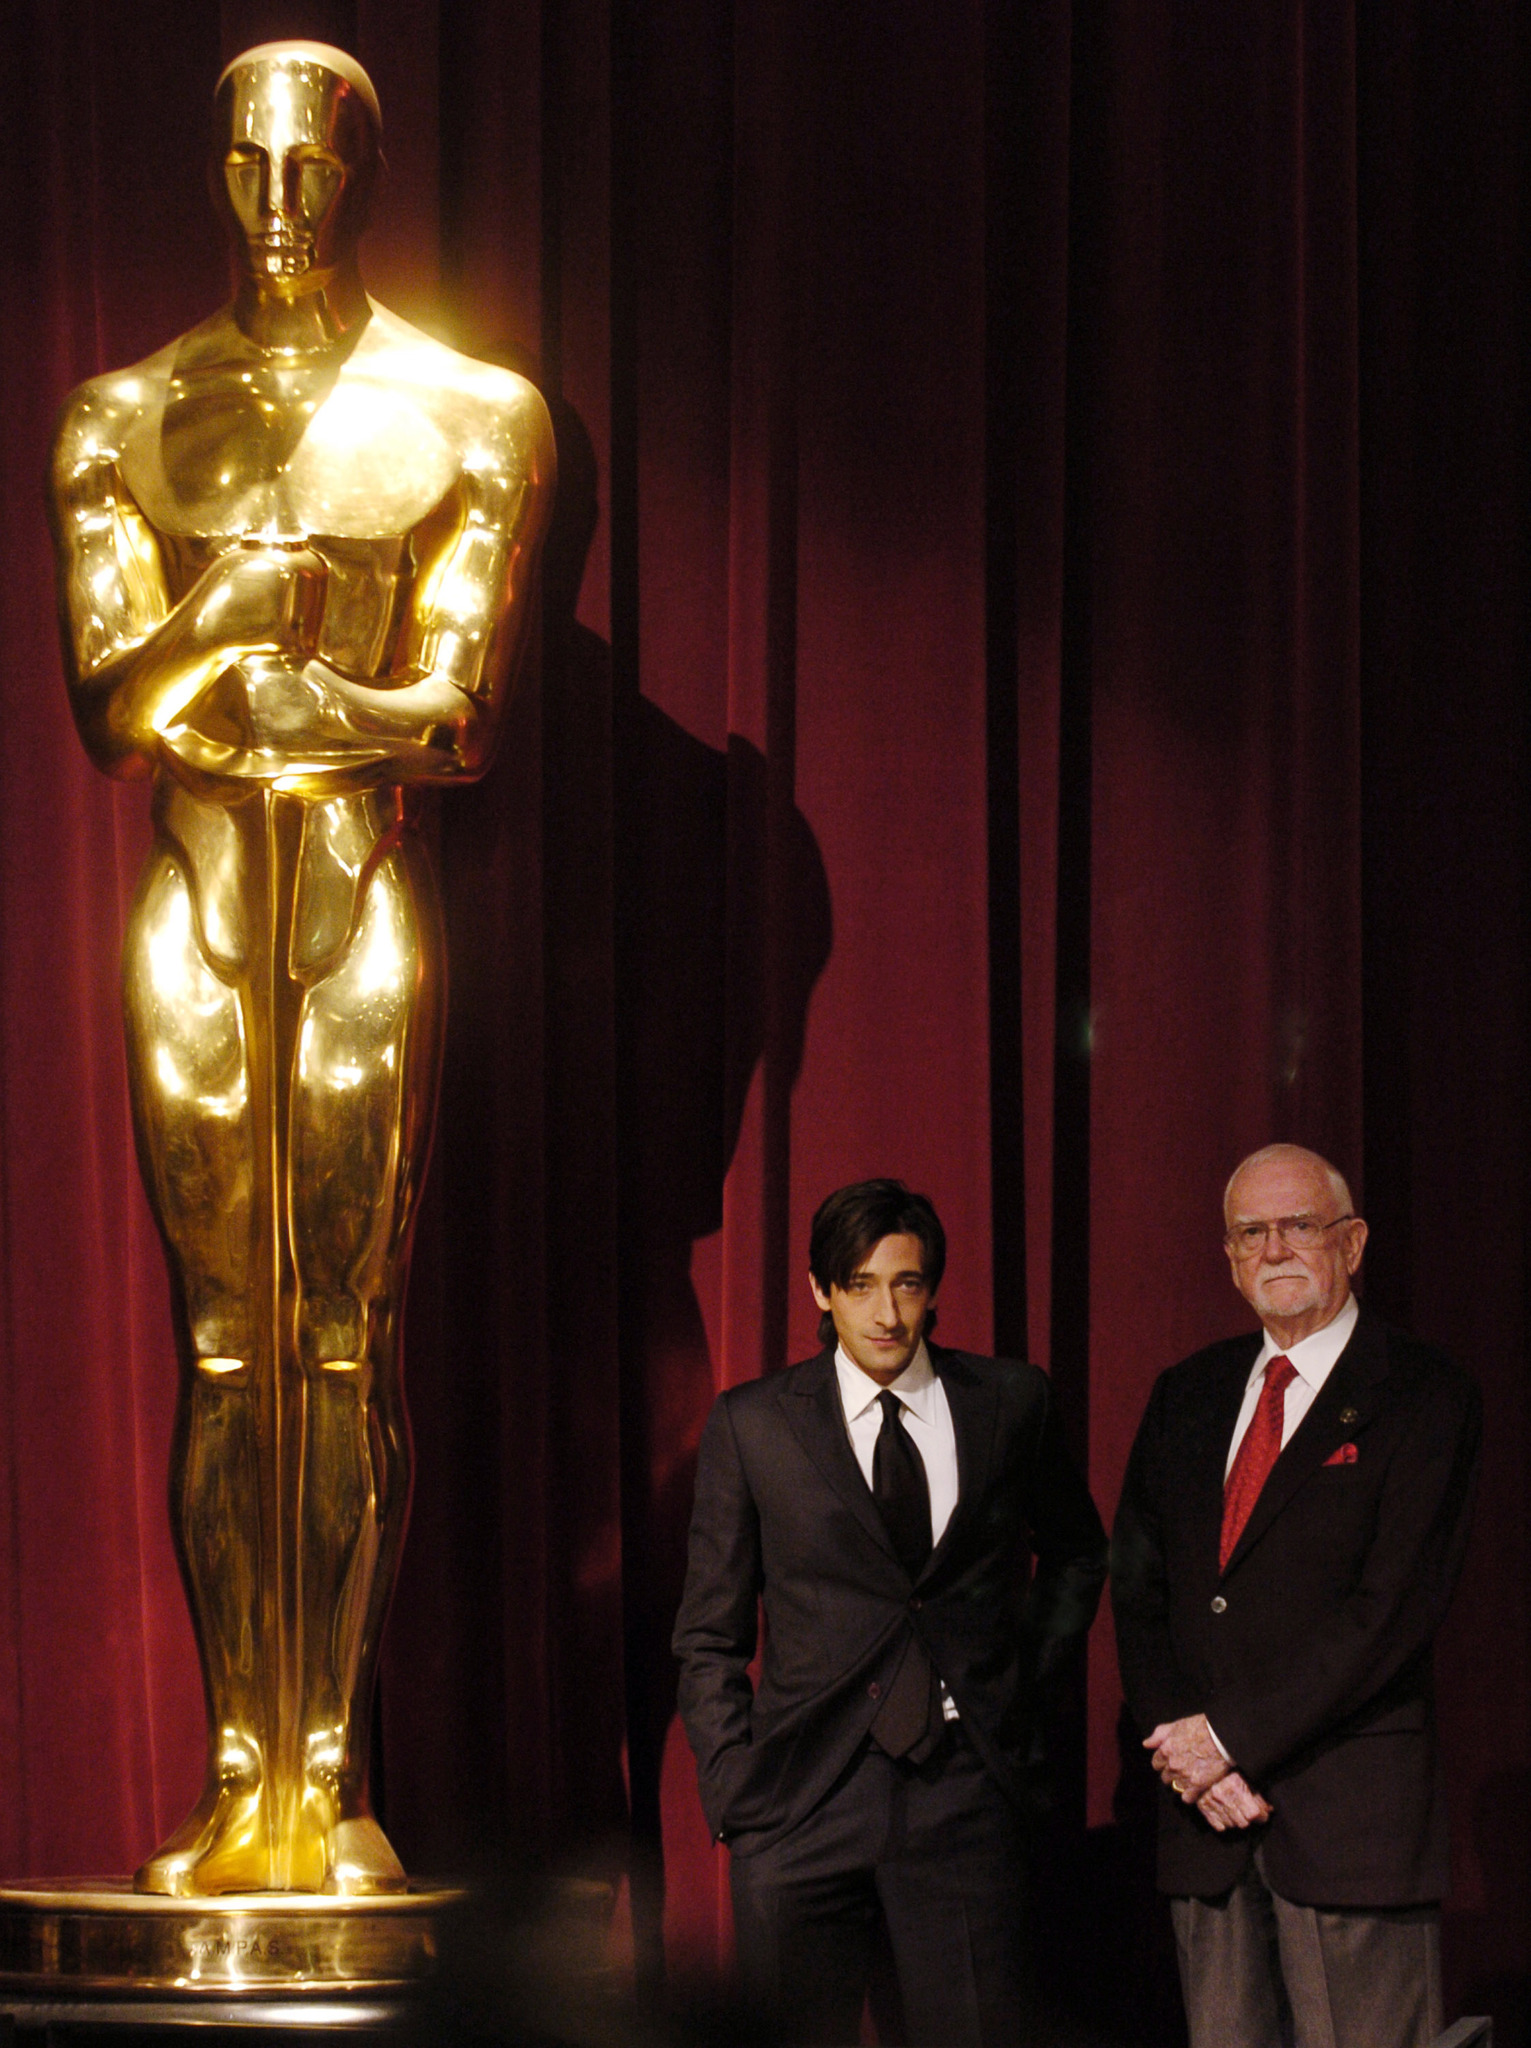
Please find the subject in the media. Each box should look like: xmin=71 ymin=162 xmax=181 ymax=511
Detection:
xmin=1113 ymin=1305 xmax=1481 ymax=1907
xmin=673 ymin=1344 xmax=1107 ymax=1851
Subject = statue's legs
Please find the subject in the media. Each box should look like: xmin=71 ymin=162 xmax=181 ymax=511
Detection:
xmin=122 ymin=847 xmax=271 ymax=1895
xmin=125 ymin=807 xmax=442 ymax=1895
xmin=284 ymin=837 xmax=442 ymax=1893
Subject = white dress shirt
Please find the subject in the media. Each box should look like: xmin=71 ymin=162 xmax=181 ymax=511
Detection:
xmin=834 ymin=1340 xmax=959 ymax=1543
xmin=1222 ymin=1291 xmax=1360 ymax=1477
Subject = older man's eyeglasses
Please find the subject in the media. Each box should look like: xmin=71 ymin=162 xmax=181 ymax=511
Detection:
xmin=1224 ymin=1214 xmax=1355 ymax=1258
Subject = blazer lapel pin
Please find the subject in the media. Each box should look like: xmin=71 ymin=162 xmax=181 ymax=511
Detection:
xmin=1338 ymin=1406 xmax=1360 ymax=1428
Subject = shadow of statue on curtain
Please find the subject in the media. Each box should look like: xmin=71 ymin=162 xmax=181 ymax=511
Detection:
xmin=383 ymin=394 xmax=831 ymax=2002
xmin=547 ymin=397 xmax=833 ymax=1993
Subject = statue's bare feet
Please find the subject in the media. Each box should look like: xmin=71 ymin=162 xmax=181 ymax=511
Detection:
xmin=134 ymin=1734 xmax=271 ymax=1896
xmin=323 ymin=1815 xmax=407 ymax=1895
xmin=301 ymin=1727 xmax=407 ymax=1894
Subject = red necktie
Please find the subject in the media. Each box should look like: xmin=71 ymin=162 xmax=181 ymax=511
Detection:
xmin=1219 ymin=1355 xmax=1297 ymax=1570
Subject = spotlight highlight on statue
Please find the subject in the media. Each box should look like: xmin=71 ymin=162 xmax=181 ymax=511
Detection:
xmin=46 ymin=42 xmax=554 ymax=1899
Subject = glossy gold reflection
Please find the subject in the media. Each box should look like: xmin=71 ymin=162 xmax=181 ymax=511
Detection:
xmin=48 ymin=42 xmax=553 ymax=1897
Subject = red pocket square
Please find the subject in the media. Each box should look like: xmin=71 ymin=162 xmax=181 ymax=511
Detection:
xmin=1324 ymin=1442 xmax=1358 ymax=1466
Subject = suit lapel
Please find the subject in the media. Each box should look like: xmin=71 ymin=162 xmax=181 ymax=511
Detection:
xmin=927 ymin=1349 xmax=999 ymax=1571
xmin=1223 ymin=1309 xmax=1390 ymax=1574
xmin=778 ymin=1351 xmax=899 ymax=1563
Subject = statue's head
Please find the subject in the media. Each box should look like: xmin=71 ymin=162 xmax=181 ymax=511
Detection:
xmin=212 ymin=42 xmax=382 ymax=285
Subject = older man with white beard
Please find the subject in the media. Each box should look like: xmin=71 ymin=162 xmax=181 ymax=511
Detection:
xmin=1113 ymin=1144 xmax=1481 ymax=2048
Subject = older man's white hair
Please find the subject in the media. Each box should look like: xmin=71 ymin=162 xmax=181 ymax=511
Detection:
xmin=1223 ymin=1143 xmax=1354 ymax=1224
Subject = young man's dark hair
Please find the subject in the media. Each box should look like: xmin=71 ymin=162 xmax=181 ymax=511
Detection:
xmin=808 ymin=1179 xmax=946 ymax=1347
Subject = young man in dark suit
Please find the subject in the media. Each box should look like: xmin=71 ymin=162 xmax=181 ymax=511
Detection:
xmin=674 ymin=1179 xmax=1106 ymax=2046
xmin=1113 ymin=1144 xmax=1481 ymax=2048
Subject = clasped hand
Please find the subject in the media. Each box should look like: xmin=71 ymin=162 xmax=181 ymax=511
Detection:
xmin=167 ymin=543 xmax=365 ymax=769
xmin=210 ymin=539 xmax=330 ymax=661
xmin=1144 ymin=1713 xmax=1272 ymax=1833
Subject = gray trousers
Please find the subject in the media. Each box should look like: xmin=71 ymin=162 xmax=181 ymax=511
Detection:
xmin=1171 ymin=1848 xmax=1442 ymax=2048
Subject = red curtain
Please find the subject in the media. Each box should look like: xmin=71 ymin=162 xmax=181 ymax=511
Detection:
xmin=1 ymin=0 xmax=1526 ymax=2035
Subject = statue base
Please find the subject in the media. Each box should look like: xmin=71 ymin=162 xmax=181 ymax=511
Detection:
xmin=0 ymin=1881 xmax=462 ymax=1998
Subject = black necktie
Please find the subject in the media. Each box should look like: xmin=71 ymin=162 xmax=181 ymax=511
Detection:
xmin=873 ymin=1390 xmax=932 ymax=1577
xmin=868 ymin=1390 xmax=941 ymax=1758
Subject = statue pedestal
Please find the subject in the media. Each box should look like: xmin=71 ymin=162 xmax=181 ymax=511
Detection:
xmin=0 ymin=1993 xmax=416 ymax=2041
xmin=0 ymin=1882 xmax=460 ymax=2016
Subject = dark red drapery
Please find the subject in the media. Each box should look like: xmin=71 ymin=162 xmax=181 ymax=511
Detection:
xmin=2 ymin=0 xmax=1527 ymax=2035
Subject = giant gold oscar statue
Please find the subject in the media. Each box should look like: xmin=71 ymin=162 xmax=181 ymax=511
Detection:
xmin=39 ymin=39 xmax=553 ymax=1924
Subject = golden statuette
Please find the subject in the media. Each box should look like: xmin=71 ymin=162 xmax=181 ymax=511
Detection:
xmin=47 ymin=42 xmax=554 ymax=1899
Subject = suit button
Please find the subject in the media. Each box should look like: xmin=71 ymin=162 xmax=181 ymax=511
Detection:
xmin=868 ymin=1682 xmax=882 ymax=1700
xmin=1210 ymin=1595 xmax=1227 ymax=1615
xmin=910 ymin=1597 xmax=923 ymax=1611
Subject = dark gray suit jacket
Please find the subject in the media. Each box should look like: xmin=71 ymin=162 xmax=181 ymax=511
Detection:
xmin=673 ymin=1345 xmax=1107 ymax=1851
xmin=1113 ymin=1305 xmax=1481 ymax=1906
